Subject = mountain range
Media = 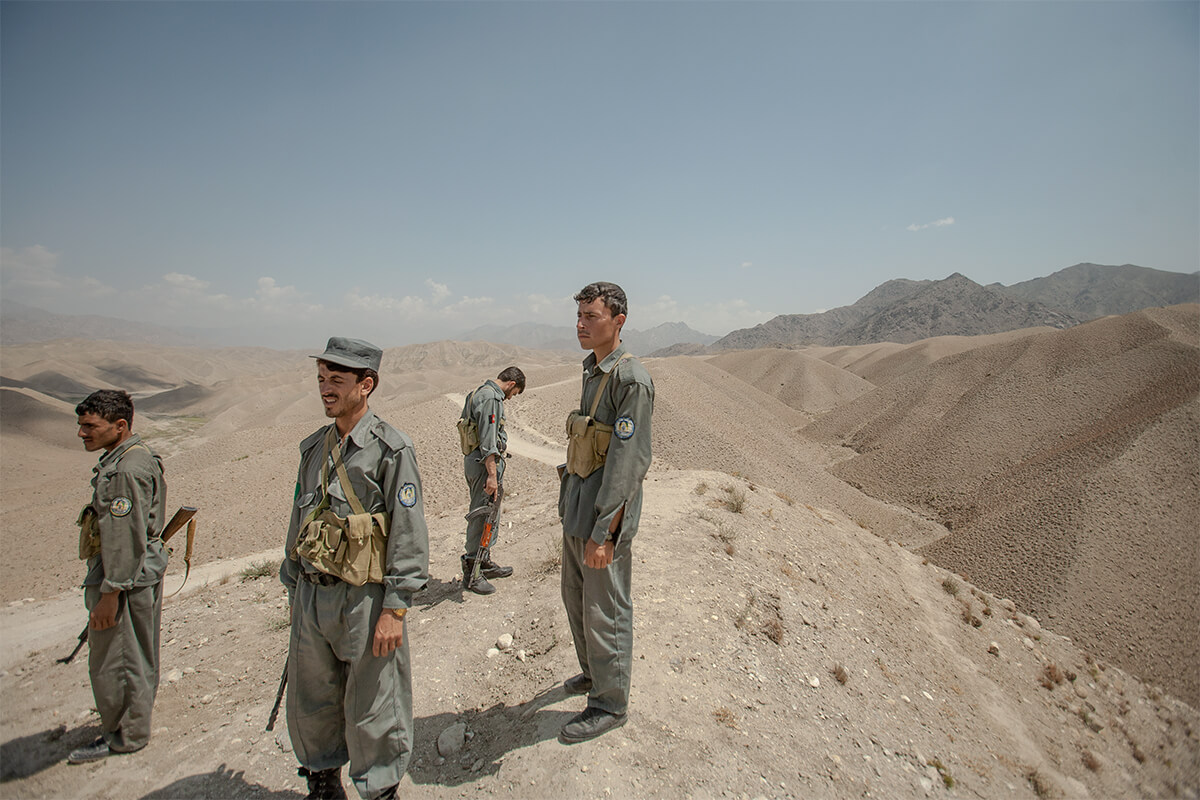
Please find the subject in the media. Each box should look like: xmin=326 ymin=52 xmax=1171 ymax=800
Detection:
xmin=699 ymin=263 xmax=1198 ymax=353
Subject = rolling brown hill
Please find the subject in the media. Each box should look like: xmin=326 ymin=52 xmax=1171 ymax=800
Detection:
xmin=801 ymin=304 xmax=1200 ymax=705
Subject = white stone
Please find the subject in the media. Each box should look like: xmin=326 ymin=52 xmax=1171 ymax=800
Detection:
xmin=497 ymin=633 xmax=514 ymax=651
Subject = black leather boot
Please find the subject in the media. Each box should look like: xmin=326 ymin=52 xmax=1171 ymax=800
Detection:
xmin=461 ymin=556 xmax=496 ymax=595
xmin=299 ymin=766 xmax=347 ymax=800
xmin=480 ymin=556 xmax=513 ymax=579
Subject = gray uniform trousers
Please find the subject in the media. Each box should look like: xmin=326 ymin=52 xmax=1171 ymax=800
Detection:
xmin=463 ymin=453 xmax=505 ymax=554
xmin=85 ymin=581 xmax=162 ymax=752
xmin=288 ymin=577 xmax=412 ymax=800
xmin=560 ymin=532 xmax=634 ymax=715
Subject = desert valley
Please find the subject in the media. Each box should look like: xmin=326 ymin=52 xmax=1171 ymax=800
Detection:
xmin=0 ymin=288 xmax=1197 ymax=799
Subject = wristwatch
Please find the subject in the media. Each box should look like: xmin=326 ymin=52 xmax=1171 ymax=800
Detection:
xmin=389 ymin=607 xmax=408 ymax=620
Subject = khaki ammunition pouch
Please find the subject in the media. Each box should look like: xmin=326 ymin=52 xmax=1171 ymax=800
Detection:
xmin=291 ymin=428 xmax=389 ymax=586
xmin=77 ymin=505 xmax=100 ymax=560
xmin=295 ymin=509 xmax=389 ymax=587
xmin=564 ymin=354 xmax=631 ymax=478
xmin=456 ymin=389 xmax=481 ymax=455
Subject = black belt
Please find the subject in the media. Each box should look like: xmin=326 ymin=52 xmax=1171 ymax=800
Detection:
xmin=300 ymin=570 xmax=340 ymax=586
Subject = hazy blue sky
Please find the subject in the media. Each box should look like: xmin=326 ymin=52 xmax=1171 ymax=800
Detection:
xmin=2 ymin=1 xmax=1196 ymax=347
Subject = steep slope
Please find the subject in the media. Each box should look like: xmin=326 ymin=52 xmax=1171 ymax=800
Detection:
xmin=802 ymin=304 xmax=1200 ymax=704
xmin=707 ymin=348 xmax=875 ymax=413
xmin=838 ymin=273 xmax=1078 ymax=345
xmin=995 ymin=262 xmax=1200 ymax=318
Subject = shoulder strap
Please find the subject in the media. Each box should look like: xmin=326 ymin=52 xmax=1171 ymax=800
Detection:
xmin=587 ymin=353 xmax=633 ymax=417
xmin=322 ymin=427 xmax=368 ymax=516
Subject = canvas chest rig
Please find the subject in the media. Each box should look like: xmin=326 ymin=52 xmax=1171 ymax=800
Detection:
xmin=565 ymin=354 xmax=632 ymax=478
xmin=77 ymin=442 xmax=152 ymax=560
xmin=456 ymin=389 xmax=481 ymax=456
xmin=292 ymin=427 xmax=389 ymax=586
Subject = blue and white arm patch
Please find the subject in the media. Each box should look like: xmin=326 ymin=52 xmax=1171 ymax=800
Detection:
xmin=398 ymin=483 xmax=418 ymax=508
xmin=614 ymin=416 xmax=636 ymax=440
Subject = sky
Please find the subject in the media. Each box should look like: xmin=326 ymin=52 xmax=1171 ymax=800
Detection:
xmin=2 ymin=1 xmax=1197 ymax=348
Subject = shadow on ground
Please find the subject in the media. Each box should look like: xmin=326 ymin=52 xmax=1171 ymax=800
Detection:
xmin=141 ymin=763 xmax=304 ymax=799
xmin=0 ymin=723 xmax=99 ymax=782
xmin=409 ymin=683 xmax=577 ymax=788
xmin=414 ymin=577 xmax=465 ymax=610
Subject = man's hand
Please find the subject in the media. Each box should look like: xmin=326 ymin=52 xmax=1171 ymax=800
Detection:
xmin=372 ymin=610 xmax=405 ymax=657
xmin=584 ymin=538 xmax=614 ymax=569
xmin=485 ymin=473 xmax=498 ymax=499
xmin=90 ymin=590 xmax=120 ymax=631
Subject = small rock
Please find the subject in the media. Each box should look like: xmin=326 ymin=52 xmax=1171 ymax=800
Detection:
xmin=166 ymin=669 xmax=183 ymax=683
xmin=1021 ymin=615 xmax=1042 ymax=637
xmin=1074 ymin=683 xmax=1089 ymax=699
xmin=438 ymin=722 xmax=467 ymax=757
xmin=275 ymin=730 xmax=293 ymax=754
xmin=516 ymin=650 xmax=526 ymax=662
xmin=901 ymin=695 xmax=911 ymax=704
xmin=486 ymin=648 xmax=500 ymax=659
xmin=808 ymin=676 xmax=820 ymax=689
xmin=988 ymin=642 xmax=1000 ymax=656
xmin=201 ymin=694 xmax=214 ymax=705
xmin=1022 ymin=637 xmax=1035 ymax=650
xmin=472 ymin=759 xmax=484 ymax=772
xmin=497 ymin=633 xmax=514 ymax=651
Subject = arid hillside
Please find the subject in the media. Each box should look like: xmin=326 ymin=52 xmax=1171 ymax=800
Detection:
xmin=800 ymin=304 xmax=1200 ymax=706
xmin=0 ymin=327 xmax=1196 ymax=799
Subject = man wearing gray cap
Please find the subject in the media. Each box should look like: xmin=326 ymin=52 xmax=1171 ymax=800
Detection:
xmin=280 ymin=337 xmax=429 ymax=800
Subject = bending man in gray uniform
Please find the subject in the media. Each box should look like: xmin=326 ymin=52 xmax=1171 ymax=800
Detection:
xmin=280 ymin=338 xmax=430 ymax=800
xmin=69 ymin=390 xmax=168 ymax=764
xmin=458 ymin=366 xmax=525 ymax=595
xmin=558 ymin=282 xmax=654 ymax=744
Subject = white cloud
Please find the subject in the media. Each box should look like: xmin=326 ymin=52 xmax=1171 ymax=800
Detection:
xmin=906 ymin=216 xmax=956 ymax=232
xmin=1 ymin=245 xmax=66 ymax=290
xmin=425 ymin=278 xmax=451 ymax=304
xmin=740 ymin=261 xmax=753 ymax=269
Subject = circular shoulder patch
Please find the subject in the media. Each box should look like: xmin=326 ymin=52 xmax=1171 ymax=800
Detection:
xmin=110 ymin=497 xmax=133 ymax=517
xmin=614 ymin=416 xmax=636 ymax=440
xmin=398 ymin=483 xmax=418 ymax=508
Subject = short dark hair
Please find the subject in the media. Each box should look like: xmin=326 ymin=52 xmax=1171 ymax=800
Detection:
xmin=318 ymin=360 xmax=379 ymax=396
xmin=496 ymin=366 xmax=526 ymax=392
xmin=574 ymin=281 xmax=627 ymax=319
xmin=76 ymin=390 xmax=134 ymax=426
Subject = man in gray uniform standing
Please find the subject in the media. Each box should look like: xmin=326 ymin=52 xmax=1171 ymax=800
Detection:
xmin=459 ymin=366 xmax=525 ymax=595
xmin=558 ymin=282 xmax=654 ymax=744
xmin=280 ymin=338 xmax=429 ymax=800
xmin=69 ymin=390 xmax=168 ymax=764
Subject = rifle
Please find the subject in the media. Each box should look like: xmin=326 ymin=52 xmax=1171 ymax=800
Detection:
xmin=265 ymin=658 xmax=288 ymax=732
xmin=58 ymin=506 xmax=198 ymax=665
xmin=465 ymin=481 xmax=503 ymax=587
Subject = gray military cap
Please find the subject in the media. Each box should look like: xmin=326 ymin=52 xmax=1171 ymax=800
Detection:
xmin=312 ymin=337 xmax=382 ymax=372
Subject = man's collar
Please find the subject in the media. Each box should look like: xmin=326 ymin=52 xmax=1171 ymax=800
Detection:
xmin=590 ymin=342 xmax=628 ymax=374
xmin=99 ymin=433 xmax=142 ymax=466
xmin=341 ymin=408 xmax=377 ymax=447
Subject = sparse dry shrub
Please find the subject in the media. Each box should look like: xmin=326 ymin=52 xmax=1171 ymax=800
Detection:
xmin=1026 ymin=767 xmax=1059 ymax=799
xmin=1131 ymin=743 xmax=1146 ymax=763
xmin=982 ymin=605 xmax=992 ymax=617
xmin=537 ymin=531 xmax=563 ymax=574
xmin=775 ymin=491 xmax=795 ymax=506
xmin=694 ymin=482 xmax=709 ymax=495
xmin=942 ymin=577 xmax=960 ymax=596
xmin=725 ymin=543 xmax=736 ymax=556
xmin=713 ymin=707 xmax=738 ymax=728
xmin=240 ymin=559 xmax=278 ymax=581
xmin=1040 ymin=663 xmax=1066 ymax=690
xmin=1081 ymin=750 xmax=1101 ymax=772
xmin=763 ymin=617 xmax=785 ymax=645
xmin=724 ymin=486 xmax=748 ymax=514
xmin=832 ymin=664 xmax=849 ymax=685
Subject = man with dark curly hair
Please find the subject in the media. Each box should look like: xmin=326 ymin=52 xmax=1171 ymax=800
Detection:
xmin=69 ymin=389 xmax=168 ymax=764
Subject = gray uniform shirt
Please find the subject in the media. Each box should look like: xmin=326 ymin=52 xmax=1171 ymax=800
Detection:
xmin=560 ymin=344 xmax=655 ymax=544
xmin=83 ymin=434 xmax=168 ymax=592
xmin=281 ymin=410 xmax=430 ymax=610
xmin=462 ymin=380 xmax=507 ymax=458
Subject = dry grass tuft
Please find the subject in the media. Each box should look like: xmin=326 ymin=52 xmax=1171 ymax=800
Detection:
xmin=775 ymin=491 xmax=795 ymax=506
xmin=832 ymin=664 xmax=849 ymax=685
xmin=942 ymin=577 xmax=960 ymax=596
xmin=694 ymin=482 xmax=709 ymax=495
xmin=1040 ymin=663 xmax=1066 ymax=690
xmin=1025 ymin=767 xmax=1059 ymax=799
xmin=724 ymin=486 xmax=748 ymax=514
xmin=1081 ymin=749 xmax=1101 ymax=772
xmin=240 ymin=559 xmax=278 ymax=581
xmin=713 ymin=707 xmax=738 ymax=728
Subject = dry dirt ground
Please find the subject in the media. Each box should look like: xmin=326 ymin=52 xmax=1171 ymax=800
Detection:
xmin=1 ymin=330 xmax=1198 ymax=799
